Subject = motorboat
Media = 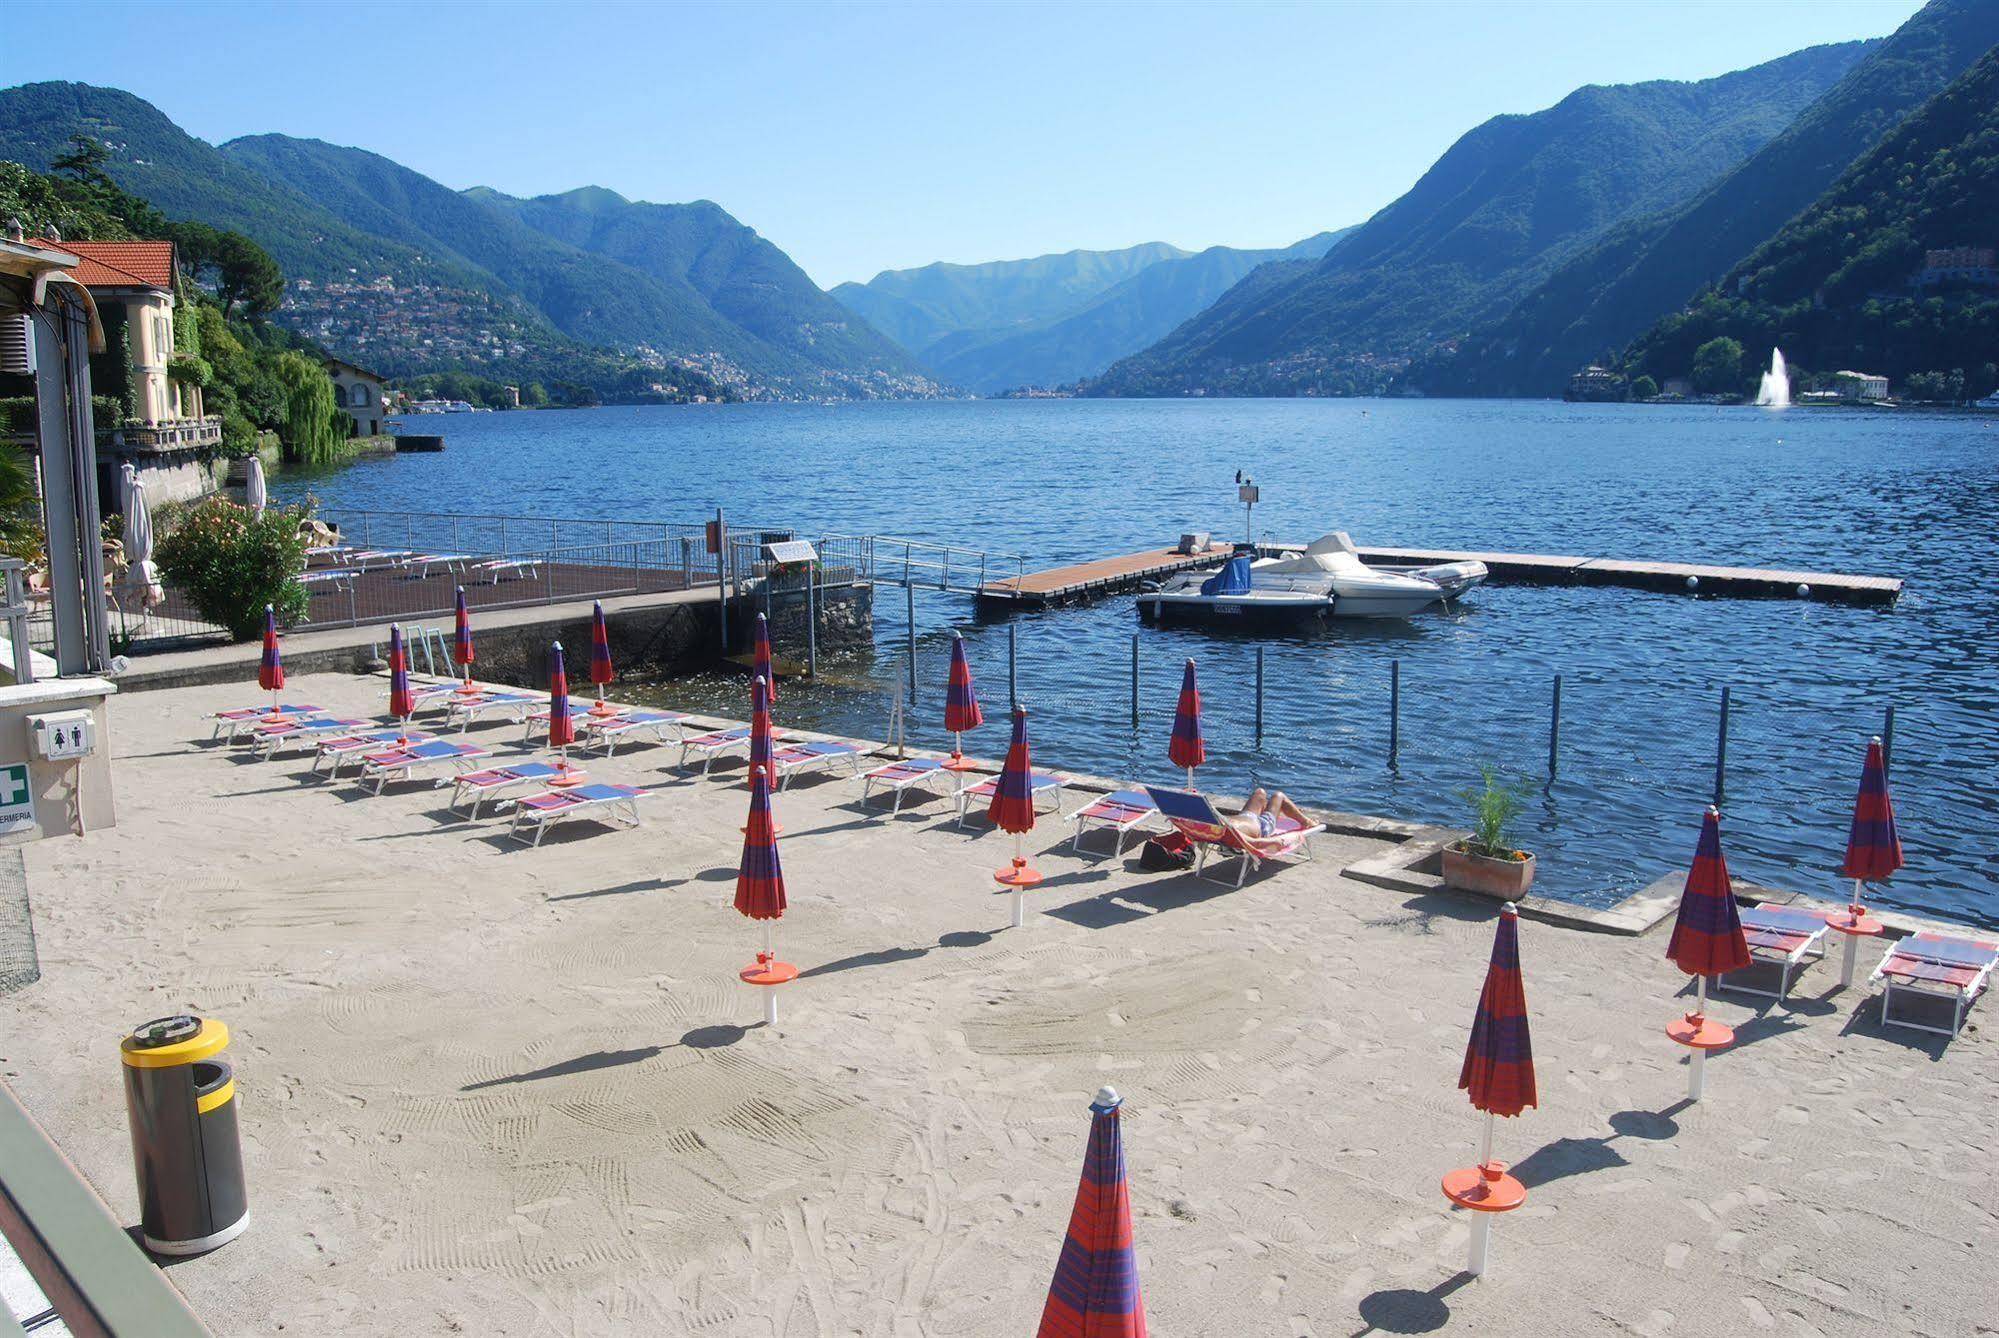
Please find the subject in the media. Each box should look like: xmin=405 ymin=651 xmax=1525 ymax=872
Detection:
xmin=1137 ymin=532 xmax=1487 ymax=623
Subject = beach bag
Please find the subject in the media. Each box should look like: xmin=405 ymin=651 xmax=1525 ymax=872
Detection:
xmin=1139 ymin=831 xmax=1194 ymax=871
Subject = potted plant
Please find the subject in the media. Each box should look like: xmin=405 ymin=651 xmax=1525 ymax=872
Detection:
xmin=1442 ymin=764 xmax=1536 ymax=898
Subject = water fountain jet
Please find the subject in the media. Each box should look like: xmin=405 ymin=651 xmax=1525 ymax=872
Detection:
xmin=1755 ymin=348 xmax=1790 ymax=408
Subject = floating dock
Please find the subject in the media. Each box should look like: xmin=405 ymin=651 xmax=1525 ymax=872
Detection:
xmin=977 ymin=543 xmax=1902 ymax=608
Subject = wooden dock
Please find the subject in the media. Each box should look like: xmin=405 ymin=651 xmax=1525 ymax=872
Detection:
xmin=976 ymin=543 xmax=1902 ymax=608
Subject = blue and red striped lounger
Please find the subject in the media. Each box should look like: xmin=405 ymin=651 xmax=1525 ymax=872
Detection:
xmin=1720 ymin=903 xmax=1831 ymax=1001
xmin=956 ymin=770 xmax=1066 ymax=828
xmin=525 ymin=701 xmax=625 ymax=743
xmin=1068 ymin=789 xmax=1160 ymax=856
xmin=1143 ymin=786 xmax=1324 ymax=887
xmin=770 ymin=740 xmax=863 ymax=789
xmin=581 ymin=709 xmax=687 ymax=756
xmin=852 ymin=756 xmax=950 ymax=815
xmin=442 ymin=690 xmax=539 ymax=733
xmin=679 ymin=726 xmax=785 ymax=776
xmin=354 ymin=739 xmax=488 ymax=794
xmin=247 ymin=717 xmax=371 ymax=759
xmin=1869 ymin=932 xmax=1998 ymax=1036
xmin=450 ymin=761 xmax=575 ymax=818
xmin=209 ymin=703 xmax=327 ymax=742
xmin=508 ymin=782 xmax=650 ymax=846
xmin=312 ymin=729 xmax=436 ymax=777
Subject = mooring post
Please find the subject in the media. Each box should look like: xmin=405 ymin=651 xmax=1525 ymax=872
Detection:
xmin=1255 ymin=646 xmax=1265 ymax=744
xmin=1713 ymin=685 xmax=1731 ymax=806
xmin=1549 ymin=673 xmax=1562 ymax=779
xmin=1009 ymin=623 xmax=1019 ymax=709
xmin=905 ymin=582 xmax=916 ymax=701
xmin=1881 ymin=703 xmax=1895 ymax=773
xmin=1130 ymin=634 xmax=1140 ymax=730
xmin=1389 ymin=659 xmax=1401 ymax=767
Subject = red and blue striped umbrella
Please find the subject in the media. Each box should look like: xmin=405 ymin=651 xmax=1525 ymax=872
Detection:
xmin=589 ymin=600 xmax=614 ymax=694
xmin=387 ymin=623 xmax=414 ymax=721
xmin=257 ymin=604 xmax=285 ymax=699
xmin=1037 ymin=1086 xmax=1145 ymax=1338
xmin=987 ymin=705 xmax=1038 ymax=833
xmin=452 ymin=586 xmax=475 ymax=687
xmin=735 ymin=764 xmax=786 ymax=920
xmin=1167 ymin=658 xmax=1204 ymax=787
xmin=753 ymin=612 xmax=776 ymax=705
xmin=1665 ymin=807 xmax=1750 ymax=977
xmin=748 ymin=674 xmax=775 ymax=780
xmin=1840 ymin=736 xmax=1902 ymax=884
xmin=944 ymin=631 xmax=983 ymax=751
xmin=1459 ymin=903 xmax=1536 ymax=1118
xmin=546 ymin=641 xmax=575 ymax=750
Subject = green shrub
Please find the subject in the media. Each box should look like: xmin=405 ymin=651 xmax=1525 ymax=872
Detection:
xmin=154 ymin=497 xmax=308 ymax=640
xmin=1629 ymin=374 xmax=1658 ymax=401
xmin=1458 ymin=763 xmax=1532 ymax=860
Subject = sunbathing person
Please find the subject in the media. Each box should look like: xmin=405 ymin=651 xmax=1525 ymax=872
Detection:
xmin=1227 ymin=788 xmax=1309 ymax=839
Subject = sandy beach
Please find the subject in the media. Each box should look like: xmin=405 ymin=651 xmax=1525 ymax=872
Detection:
xmin=0 ymin=670 xmax=1992 ymax=1337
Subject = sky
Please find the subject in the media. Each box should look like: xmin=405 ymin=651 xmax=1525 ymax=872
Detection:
xmin=3 ymin=0 xmax=1924 ymax=288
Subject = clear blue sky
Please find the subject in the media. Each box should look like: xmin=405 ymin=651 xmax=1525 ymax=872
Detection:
xmin=3 ymin=0 xmax=1923 ymax=287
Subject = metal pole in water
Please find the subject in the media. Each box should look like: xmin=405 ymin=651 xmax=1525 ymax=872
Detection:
xmin=1881 ymin=704 xmax=1895 ymax=774
xmin=1009 ymin=623 xmax=1019 ymax=709
xmin=1549 ymin=673 xmax=1562 ymax=780
xmin=905 ymin=582 xmax=916 ymax=702
xmin=715 ymin=507 xmax=728 ymax=650
xmin=1389 ymin=660 xmax=1400 ymax=767
xmin=806 ymin=561 xmax=818 ymax=678
xmin=1713 ymin=686 xmax=1730 ymax=807
xmin=1255 ymin=646 xmax=1265 ymax=745
xmin=1130 ymin=635 xmax=1140 ymax=730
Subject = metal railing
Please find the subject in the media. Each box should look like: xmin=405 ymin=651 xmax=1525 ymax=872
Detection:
xmin=0 ymin=558 xmax=34 ymax=683
xmin=823 ymin=533 xmax=1026 ymax=593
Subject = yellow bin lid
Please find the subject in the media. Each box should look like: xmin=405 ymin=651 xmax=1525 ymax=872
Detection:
xmin=120 ymin=1015 xmax=229 ymax=1069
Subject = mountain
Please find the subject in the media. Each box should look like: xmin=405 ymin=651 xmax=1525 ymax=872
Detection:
xmin=1620 ymin=43 xmax=1999 ymax=397
xmin=0 ymin=83 xmax=940 ymax=399
xmin=1412 ymin=0 xmax=1999 ymax=397
xmin=1086 ymin=39 xmax=1875 ymax=397
xmin=835 ymin=234 xmax=1349 ymax=394
xmin=833 ymin=242 xmax=1191 ymax=356
xmin=464 ymin=185 xmax=921 ymax=390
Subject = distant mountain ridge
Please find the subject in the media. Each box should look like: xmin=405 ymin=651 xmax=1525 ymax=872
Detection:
xmin=1411 ymin=0 xmax=1999 ymax=396
xmin=1085 ymin=39 xmax=1876 ymax=397
xmin=0 ymin=82 xmax=939 ymax=399
xmin=836 ymin=233 xmax=1348 ymax=393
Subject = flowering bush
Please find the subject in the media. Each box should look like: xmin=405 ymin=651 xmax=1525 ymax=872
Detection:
xmin=154 ymin=498 xmax=309 ymax=640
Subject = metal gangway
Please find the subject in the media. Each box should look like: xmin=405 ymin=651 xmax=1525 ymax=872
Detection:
xmin=816 ymin=534 xmax=1025 ymax=595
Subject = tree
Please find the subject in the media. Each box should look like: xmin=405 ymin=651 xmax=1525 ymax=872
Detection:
xmin=519 ymin=381 xmax=548 ymax=408
xmin=50 ymin=135 xmax=113 ymax=190
xmin=1691 ymin=337 xmax=1745 ymax=396
xmin=212 ymin=232 xmax=284 ymax=320
xmin=1629 ymin=374 xmax=1658 ymax=401
xmin=274 ymin=351 xmax=343 ymax=466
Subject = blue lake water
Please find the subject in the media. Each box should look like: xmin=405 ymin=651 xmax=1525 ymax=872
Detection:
xmin=273 ymin=399 xmax=1999 ymax=923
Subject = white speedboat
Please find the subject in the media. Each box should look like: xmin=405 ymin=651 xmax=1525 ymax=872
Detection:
xmin=1137 ymin=532 xmax=1487 ymax=623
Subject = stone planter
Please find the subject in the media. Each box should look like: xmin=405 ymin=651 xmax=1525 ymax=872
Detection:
xmin=1442 ymin=845 xmax=1536 ymax=899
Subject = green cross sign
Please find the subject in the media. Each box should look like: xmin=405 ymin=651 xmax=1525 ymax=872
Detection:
xmin=0 ymin=765 xmax=27 ymax=809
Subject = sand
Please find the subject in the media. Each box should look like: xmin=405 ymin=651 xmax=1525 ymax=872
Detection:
xmin=0 ymin=671 xmax=1993 ymax=1336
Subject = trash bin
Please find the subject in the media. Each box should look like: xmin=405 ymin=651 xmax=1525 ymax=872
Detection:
xmin=120 ymin=1014 xmax=248 ymax=1255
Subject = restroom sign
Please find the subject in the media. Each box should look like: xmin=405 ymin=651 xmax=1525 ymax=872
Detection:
xmin=0 ymin=764 xmax=33 ymax=834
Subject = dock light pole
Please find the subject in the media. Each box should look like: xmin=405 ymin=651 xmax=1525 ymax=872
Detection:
xmin=1235 ymin=470 xmax=1259 ymax=546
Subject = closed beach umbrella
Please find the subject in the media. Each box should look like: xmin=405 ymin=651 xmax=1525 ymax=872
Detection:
xmin=452 ymin=586 xmax=476 ymax=690
xmin=546 ymin=640 xmax=575 ymax=763
xmin=1036 ymin=1086 xmax=1146 ymax=1338
xmin=748 ymin=674 xmax=775 ymax=782
xmin=1832 ymin=735 xmax=1901 ymax=981
xmin=753 ymin=612 xmax=776 ymax=705
xmin=944 ymin=631 xmax=983 ymax=759
xmin=244 ymin=455 xmax=267 ymax=517
xmin=387 ymin=623 xmax=414 ymax=725
xmin=735 ymin=766 xmax=795 ymax=1024
xmin=257 ymin=604 xmax=285 ymax=708
xmin=123 ymin=470 xmax=163 ymax=610
xmin=1168 ymin=659 xmax=1205 ymax=789
xmin=1441 ymin=903 xmax=1535 ymax=1277
xmin=1664 ymin=807 xmax=1748 ymax=1100
xmin=588 ymin=600 xmax=615 ymax=710
xmin=989 ymin=705 xmax=1043 ymax=922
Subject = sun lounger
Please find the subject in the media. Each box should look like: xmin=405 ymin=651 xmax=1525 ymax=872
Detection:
xmin=443 ymin=690 xmax=539 ymax=732
xmin=348 ymin=549 xmax=416 ymax=570
xmin=248 ymin=717 xmax=371 ymax=759
xmin=955 ymin=770 xmax=1067 ymax=828
xmin=851 ymin=756 xmax=951 ymax=814
xmin=770 ymin=740 xmax=864 ymax=789
xmin=508 ymin=782 xmax=650 ymax=846
xmin=524 ymin=701 xmax=626 ymax=742
xmin=299 ymin=568 xmax=358 ymax=593
xmin=1868 ymin=931 xmax=1999 ymax=1036
xmin=399 ymin=553 xmax=472 ymax=578
xmin=1068 ymin=788 xmax=1161 ymax=855
xmin=678 ymin=726 xmax=786 ymax=776
xmin=581 ymin=709 xmax=687 ymax=756
xmin=209 ymin=703 xmax=326 ymax=742
xmin=1143 ymin=786 xmax=1324 ymax=887
xmin=312 ymin=729 xmax=435 ymax=777
xmin=449 ymin=761 xmax=579 ymax=819
xmin=1719 ymin=903 xmax=1831 ymax=1001
xmin=472 ymin=557 xmax=541 ymax=584
xmin=354 ymin=739 xmax=488 ymax=794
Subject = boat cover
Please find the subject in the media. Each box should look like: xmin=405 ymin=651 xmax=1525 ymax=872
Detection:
xmin=1199 ymin=554 xmax=1253 ymax=596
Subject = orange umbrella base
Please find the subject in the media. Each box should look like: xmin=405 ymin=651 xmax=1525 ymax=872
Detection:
xmin=1441 ymin=1162 xmax=1526 ymax=1213
xmin=942 ymin=754 xmax=981 ymax=772
xmin=453 ymin=682 xmax=482 ymax=695
xmin=1666 ymin=1012 xmax=1734 ymax=1049
xmin=1829 ymin=912 xmax=1883 ymax=937
xmin=740 ymin=959 xmax=799 ymax=986
xmin=994 ymin=860 xmax=1043 ymax=887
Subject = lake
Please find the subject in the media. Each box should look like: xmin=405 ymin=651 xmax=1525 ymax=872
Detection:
xmin=272 ymin=398 xmax=1999 ymax=924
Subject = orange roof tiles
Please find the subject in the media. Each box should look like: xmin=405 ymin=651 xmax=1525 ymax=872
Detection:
xmin=42 ymin=239 xmax=175 ymax=291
